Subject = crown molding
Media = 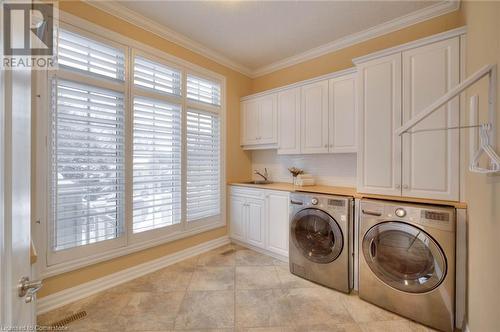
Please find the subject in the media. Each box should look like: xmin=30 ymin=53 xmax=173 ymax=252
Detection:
xmin=84 ymin=0 xmax=460 ymax=79
xmin=251 ymin=0 xmax=461 ymax=77
xmin=83 ymin=0 xmax=254 ymax=77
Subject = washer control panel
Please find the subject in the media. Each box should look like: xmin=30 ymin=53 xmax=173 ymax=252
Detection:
xmin=311 ymin=197 xmax=319 ymax=205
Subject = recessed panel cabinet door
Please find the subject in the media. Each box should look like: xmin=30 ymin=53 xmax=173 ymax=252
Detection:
xmin=277 ymin=88 xmax=301 ymax=154
xmin=259 ymin=94 xmax=278 ymax=144
xmin=402 ymin=37 xmax=460 ymax=200
xmin=230 ymin=195 xmax=246 ymax=242
xmin=301 ymin=80 xmax=329 ymax=154
xmin=329 ymin=74 xmax=357 ymax=153
xmin=357 ymin=54 xmax=402 ymax=196
xmin=266 ymin=192 xmax=289 ymax=257
xmin=241 ymin=99 xmax=260 ymax=145
xmin=246 ymin=198 xmax=266 ymax=249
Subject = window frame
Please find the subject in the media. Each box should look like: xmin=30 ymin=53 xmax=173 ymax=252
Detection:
xmin=33 ymin=14 xmax=226 ymax=278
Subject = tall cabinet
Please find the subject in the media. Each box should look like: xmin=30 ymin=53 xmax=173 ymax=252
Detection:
xmin=356 ymin=36 xmax=461 ymax=201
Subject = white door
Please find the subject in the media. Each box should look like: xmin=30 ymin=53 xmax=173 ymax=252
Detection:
xmin=277 ymin=88 xmax=301 ymax=154
xmin=301 ymin=80 xmax=329 ymax=154
xmin=241 ymin=99 xmax=260 ymax=145
xmin=357 ymin=54 xmax=402 ymax=196
xmin=1 ymin=45 xmax=36 ymax=326
xmin=265 ymin=192 xmax=289 ymax=257
xmin=258 ymin=94 xmax=278 ymax=145
xmin=329 ymin=74 xmax=357 ymax=153
xmin=229 ymin=195 xmax=246 ymax=242
xmin=246 ymin=198 xmax=265 ymax=249
xmin=402 ymin=37 xmax=460 ymax=200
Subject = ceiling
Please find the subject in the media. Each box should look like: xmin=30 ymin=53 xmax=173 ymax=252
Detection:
xmin=106 ymin=1 xmax=453 ymax=76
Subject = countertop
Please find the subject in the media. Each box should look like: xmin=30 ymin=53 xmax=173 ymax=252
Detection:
xmin=229 ymin=182 xmax=467 ymax=209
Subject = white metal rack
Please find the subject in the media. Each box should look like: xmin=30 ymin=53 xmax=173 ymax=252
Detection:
xmin=396 ymin=64 xmax=500 ymax=174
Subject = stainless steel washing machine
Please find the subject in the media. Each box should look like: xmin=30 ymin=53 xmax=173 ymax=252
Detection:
xmin=289 ymin=192 xmax=353 ymax=293
xmin=359 ymin=199 xmax=455 ymax=332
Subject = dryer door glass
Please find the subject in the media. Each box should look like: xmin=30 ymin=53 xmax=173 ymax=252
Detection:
xmin=291 ymin=208 xmax=343 ymax=264
xmin=362 ymin=221 xmax=447 ymax=293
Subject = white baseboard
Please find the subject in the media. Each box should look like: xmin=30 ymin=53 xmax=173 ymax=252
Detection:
xmin=37 ymin=236 xmax=230 ymax=315
xmin=230 ymin=238 xmax=288 ymax=263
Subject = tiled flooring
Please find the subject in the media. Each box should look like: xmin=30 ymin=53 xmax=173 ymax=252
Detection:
xmin=38 ymin=244 xmax=436 ymax=332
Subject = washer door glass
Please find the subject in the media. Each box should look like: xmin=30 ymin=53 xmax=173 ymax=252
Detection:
xmin=362 ymin=221 xmax=447 ymax=293
xmin=291 ymin=208 xmax=343 ymax=264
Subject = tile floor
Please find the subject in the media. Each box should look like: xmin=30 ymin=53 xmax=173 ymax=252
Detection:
xmin=37 ymin=244 xmax=437 ymax=332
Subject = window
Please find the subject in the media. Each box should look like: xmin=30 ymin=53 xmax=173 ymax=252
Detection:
xmin=133 ymin=97 xmax=182 ymax=233
xmin=187 ymin=74 xmax=221 ymax=106
xmin=58 ymin=29 xmax=125 ymax=80
xmin=43 ymin=24 xmax=224 ymax=272
xmin=134 ymin=56 xmax=182 ymax=96
xmin=186 ymin=109 xmax=220 ymax=221
xmin=51 ymin=79 xmax=125 ymax=251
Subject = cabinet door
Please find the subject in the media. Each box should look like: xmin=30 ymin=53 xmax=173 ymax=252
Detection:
xmin=329 ymin=74 xmax=357 ymax=153
xmin=246 ymin=198 xmax=266 ymax=249
xmin=402 ymin=37 xmax=459 ymax=200
xmin=301 ymin=80 xmax=329 ymax=153
xmin=229 ymin=195 xmax=246 ymax=242
xmin=258 ymin=94 xmax=278 ymax=144
xmin=241 ymin=99 xmax=260 ymax=145
xmin=265 ymin=192 xmax=289 ymax=257
xmin=357 ymin=54 xmax=402 ymax=196
xmin=277 ymin=88 xmax=301 ymax=154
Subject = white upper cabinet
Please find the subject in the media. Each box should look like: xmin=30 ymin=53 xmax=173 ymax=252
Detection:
xmin=357 ymin=53 xmax=402 ymax=196
xmin=356 ymin=34 xmax=461 ymax=201
xmin=329 ymin=74 xmax=357 ymax=153
xmin=277 ymin=87 xmax=301 ymax=154
xmin=301 ymin=80 xmax=329 ymax=154
xmin=402 ymin=37 xmax=460 ymax=200
xmin=241 ymin=94 xmax=277 ymax=148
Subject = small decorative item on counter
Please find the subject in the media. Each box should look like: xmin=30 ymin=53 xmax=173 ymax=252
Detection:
xmin=296 ymin=174 xmax=315 ymax=186
xmin=288 ymin=167 xmax=304 ymax=186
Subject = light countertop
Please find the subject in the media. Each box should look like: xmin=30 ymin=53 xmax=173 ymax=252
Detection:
xmin=229 ymin=182 xmax=467 ymax=209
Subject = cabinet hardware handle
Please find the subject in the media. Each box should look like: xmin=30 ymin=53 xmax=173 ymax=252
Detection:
xmin=395 ymin=184 xmax=401 ymax=189
xmin=324 ymin=144 xmax=328 ymax=148
xmin=403 ymin=184 xmax=409 ymax=189
xmin=362 ymin=209 xmax=382 ymax=217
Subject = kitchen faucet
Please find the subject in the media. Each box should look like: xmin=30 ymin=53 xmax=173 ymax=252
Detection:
xmin=254 ymin=168 xmax=269 ymax=182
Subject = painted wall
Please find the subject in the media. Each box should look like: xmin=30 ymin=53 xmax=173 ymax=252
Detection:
xmin=38 ymin=1 xmax=253 ymax=298
xmin=251 ymin=10 xmax=464 ymax=93
xmin=462 ymin=2 xmax=500 ymax=331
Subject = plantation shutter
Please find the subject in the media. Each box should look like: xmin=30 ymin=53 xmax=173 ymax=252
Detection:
xmin=186 ymin=74 xmax=221 ymax=106
xmin=186 ymin=109 xmax=221 ymax=221
xmin=134 ymin=56 xmax=182 ymax=96
xmin=51 ymin=79 xmax=125 ymax=251
xmin=58 ymin=29 xmax=125 ymax=80
xmin=133 ymin=97 xmax=182 ymax=233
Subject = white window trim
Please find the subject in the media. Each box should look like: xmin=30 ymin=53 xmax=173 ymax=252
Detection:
xmin=33 ymin=11 xmax=227 ymax=279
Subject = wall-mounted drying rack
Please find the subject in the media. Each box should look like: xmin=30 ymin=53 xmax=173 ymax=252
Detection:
xmin=396 ymin=64 xmax=500 ymax=174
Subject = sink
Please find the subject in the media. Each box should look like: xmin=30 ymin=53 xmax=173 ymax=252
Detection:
xmin=242 ymin=180 xmax=274 ymax=185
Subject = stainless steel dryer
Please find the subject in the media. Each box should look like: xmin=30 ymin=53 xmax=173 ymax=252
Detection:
xmin=289 ymin=192 xmax=353 ymax=293
xmin=359 ymin=199 xmax=455 ymax=332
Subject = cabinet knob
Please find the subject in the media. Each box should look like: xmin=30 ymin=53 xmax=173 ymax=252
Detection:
xmin=324 ymin=144 xmax=328 ymax=148
xmin=396 ymin=184 xmax=401 ymax=189
xmin=403 ymin=184 xmax=409 ymax=189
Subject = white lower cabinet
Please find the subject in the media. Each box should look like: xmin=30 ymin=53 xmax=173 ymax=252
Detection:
xmin=265 ymin=191 xmax=290 ymax=257
xmin=246 ymin=198 xmax=266 ymax=249
xmin=229 ymin=187 xmax=290 ymax=257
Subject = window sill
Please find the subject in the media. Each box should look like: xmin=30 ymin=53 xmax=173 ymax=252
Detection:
xmin=40 ymin=220 xmax=226 ymax=279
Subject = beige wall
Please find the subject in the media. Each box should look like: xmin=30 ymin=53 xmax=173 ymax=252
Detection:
xmin=38 ymin=1 xmax=253 ymax=298
xmin=251 ymin=10 xmax=464 ymax=93
xmin=462 ymin=2 xmax=500 ymax=331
